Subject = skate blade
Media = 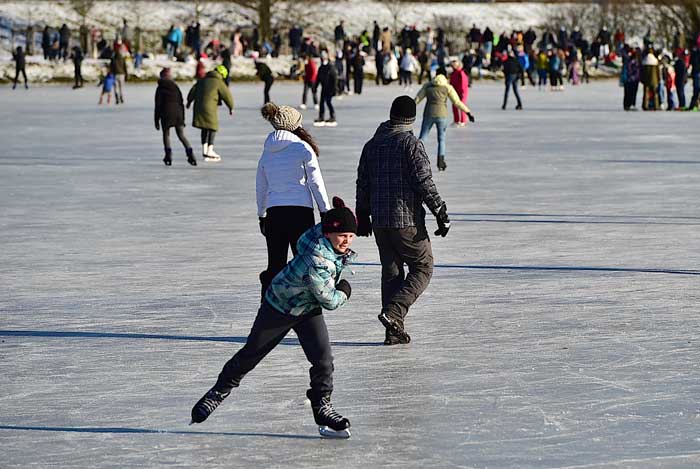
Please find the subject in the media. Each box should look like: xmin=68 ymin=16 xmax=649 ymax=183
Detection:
xmin=318 ymin=426 xmax=351 ymax=439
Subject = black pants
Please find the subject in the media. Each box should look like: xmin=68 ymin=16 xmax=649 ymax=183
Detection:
xmin=201 ymin=129 xmax=215 ymax=145
xmin=353 ymin=72 xmax=363 ymax=94
xmin=623 ymin=81 xmax=639 ymax=110
xmin=503 ymin=74 xmax=522 ymax=108
xmin=74 ymin=63 xmax=83 ymax=87
xmin=373 ymin=225 xmax=434 ymax=323
xmin=400 ymin=70 xmax=412 ymax=86
xmin=215 ymin=300 xmax=334 ymax=401
xmin=319 ymin=90 xmax=335 ymax=120
xmin=13 ymin=67 xmax=27 ymax=88
xmin=302 ymin=81 xmax=317 ymax=105
xmin=261 ymin=206 xmax=315 ymax=297
xmin=263 ymin=76 xmax=274 ymax=104
xmin=162 ymin=125 xmax=191 ymax=150
xmin=676 ymin=80 xmax=686 ymax=109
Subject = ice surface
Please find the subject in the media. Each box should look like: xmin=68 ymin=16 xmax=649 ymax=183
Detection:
xmin=1 ymin=80 xmax=699 ymax=468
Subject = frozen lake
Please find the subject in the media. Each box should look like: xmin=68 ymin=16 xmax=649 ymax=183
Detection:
xmin=1 ymin=79 xmax=699 ymax=468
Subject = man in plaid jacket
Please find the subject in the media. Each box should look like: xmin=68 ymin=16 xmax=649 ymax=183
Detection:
xmin=355 ymin=95 xmax=450 ymax=345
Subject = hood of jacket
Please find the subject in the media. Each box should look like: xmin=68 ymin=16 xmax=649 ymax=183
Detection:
xmin=263 ymin=129 xmax=304 ymax=154
xmin=297 ymin=224 xmax=356 ymax=266
xmin=157 ymin=78 xmax=178 ymax=90
xmin=205 ymin=70 xmax=222 ymax=80
xmin=432 ymin=74 xmax=448 ymax=87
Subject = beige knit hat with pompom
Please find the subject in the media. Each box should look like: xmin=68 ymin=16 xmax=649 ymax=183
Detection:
xmin=261 ymin=102 xmax=303 ymax=131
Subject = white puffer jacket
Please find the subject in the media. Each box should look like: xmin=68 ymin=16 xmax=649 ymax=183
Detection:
xmin=256 ymin=130 xmax=331 ymax=217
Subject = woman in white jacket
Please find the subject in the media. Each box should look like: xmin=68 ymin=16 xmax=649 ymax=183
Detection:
xmin=257 ymin=102 xmax=332 ymax=298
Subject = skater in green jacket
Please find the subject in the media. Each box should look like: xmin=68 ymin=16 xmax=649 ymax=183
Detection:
xmin=186 ymin=65 xmax=234 ymax=161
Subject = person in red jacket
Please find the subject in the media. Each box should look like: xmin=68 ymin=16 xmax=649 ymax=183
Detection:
xmin=195 ymin=53 xmax=206 ymax=80
xmin=449 ymin=59 xmax=470 ymax=126
xmin=300 ymin=55 xmax=319 ymax=110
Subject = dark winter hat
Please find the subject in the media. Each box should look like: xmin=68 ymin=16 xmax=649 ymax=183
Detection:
xmin=322 ymin=197 xmax=357 ymax=234
xmin=390 ymin=95 xmax=416 ymax=125
xmin=261 ymin=102 xmax=303 ymax=132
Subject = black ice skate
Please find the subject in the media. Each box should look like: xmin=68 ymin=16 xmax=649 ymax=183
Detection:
xmin=378 ymin=311 xmax=411 ymax=345
xmin=186 ymin=147 xmax=197 ymax=166
xmin=163 ymin=148 xmax=172 ymax=166
xmin=190 ymin=387 xmax=229 ymax=424
xmin=309 ymin=392 xmax=351 ymax=439
xmin=384 ymin=328 xmax=410 ymax=346
xmin=437 ymin=155 xmax=447 ymax=171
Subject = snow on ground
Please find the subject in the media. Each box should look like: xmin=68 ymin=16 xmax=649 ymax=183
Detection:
xmin=1 ymin=80 xmax=700 ymax=468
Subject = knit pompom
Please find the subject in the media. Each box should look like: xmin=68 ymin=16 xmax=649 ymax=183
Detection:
xmin=260 ymin=102 xmax=279 ymax=121
xmin=332 ymin=196 xmax=346 ymax=208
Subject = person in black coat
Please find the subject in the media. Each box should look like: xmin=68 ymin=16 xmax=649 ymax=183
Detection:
xmin=71 ymin=45 xmax=84 ymax=89
xmin=12 ymin=46 xmax=28 ymax=89
xmin=314 ymin=51 xmax=338 ymax=126
xmin=255 ymin=60 xmax=274 ymax=104
xmin=502 ymin=50 xmax=523 ymax=110
xmin=155 ymin=68 xmax=196 ymax=166
xmin=674 ymin=52 xmax=688 ymax=109
xmin=352 ymin=50 xmax=365 ymax=94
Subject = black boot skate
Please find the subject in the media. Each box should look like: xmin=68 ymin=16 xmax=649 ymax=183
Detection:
xmin=384 ymin=328 xmax=411 ymax=345
xmin=308 ymin=391 xmax=351 ymax=439
xmin=378 ymin=311 xmax=411 ymax=345
xmin=437 ymin=155 xmax=447 ymax=171
xmin=186 ymin=147 xmax=197 ymax=166
xmin=190 ymin=387 xmax=230 ymax=424
xmin=163 ymin=148 xmax=172 ymax=166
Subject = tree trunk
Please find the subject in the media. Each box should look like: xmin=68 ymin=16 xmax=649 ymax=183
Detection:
xmin=258 ymin=0 xmax=271 ymax=44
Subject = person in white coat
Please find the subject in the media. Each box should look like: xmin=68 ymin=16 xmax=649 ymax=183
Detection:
xmin=257 ymin=102 xmax=332 ymax=299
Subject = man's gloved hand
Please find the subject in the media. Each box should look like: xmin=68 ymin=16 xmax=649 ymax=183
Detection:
xmin=356 ymin=210 xmax=372 ymax=237
xmin=467 ymin=112 xmax=475 ymax=123
xmin=433 ymin=204 xmax=451 ymax=237
xmin=155 ymin=120 xmax=160 ymax=131
xmin=336 ymin=279 xmax=352 ymax=299
xmin=259 ymin=217 xmax=266 ymax=236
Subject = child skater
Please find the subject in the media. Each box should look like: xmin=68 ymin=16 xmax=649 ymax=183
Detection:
xmin=191 ymin=197 xmax=357 ymax=438
xmin=98 ymin=67 xmax=116 ymax=105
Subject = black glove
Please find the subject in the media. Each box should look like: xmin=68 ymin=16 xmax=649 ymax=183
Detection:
xmin=433 ymin=204 xmax=451 ymax=237
xmin=155 ymin=120 xmax=160 ymax=131
xmin=259 ymin=217 xmax=266 ymax=236
xmin=467 ymin=112 xmax=475 ymax=123
xmin=336 ymin=279 xmax=352 ymax=299
xmin=356 ymin=210 xmax=372 ymax=237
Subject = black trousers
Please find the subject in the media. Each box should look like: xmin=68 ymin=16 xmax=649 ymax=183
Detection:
xmin=623 ymin=81 xmax=639 ymax=110
xmin=261 ymin=206 xmax=315 ymax=296
xmin=13 ymin=67 xmax=27 ymax=87
xmin=319 ymin=90 xmax=335 ymax=120
xmin=162 ymin=125 xmax=191 ymax=150
xmin=74 ymin=63 xmax=83 ymax=87
xmin=354 ymin=72 xmax=363 ymax=94
xmin=215 ymin=300 xmax=334 ymax=401
xmin=302 ymin=81 xmax=318 ymax=105
xmin=676 ymin=80 xmax=686 ymax=109
xmin=200 ymin=129 xmax=216 ymax=145
xmin=374 ymin=225 xmax=434 ymax=323
xmin=263 ymin=76 xmax=274 ymax=104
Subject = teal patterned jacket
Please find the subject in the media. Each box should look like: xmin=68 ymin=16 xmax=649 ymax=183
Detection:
xmin=265 ymin=224 xmax=357 ymax=316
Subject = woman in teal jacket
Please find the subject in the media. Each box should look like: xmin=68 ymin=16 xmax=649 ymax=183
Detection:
xmin=191 ymin=197 xmax=357 ymax=439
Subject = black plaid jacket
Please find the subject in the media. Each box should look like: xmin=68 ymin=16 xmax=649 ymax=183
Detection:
xmin=356 ymin=122 xmax=444 ymax=229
